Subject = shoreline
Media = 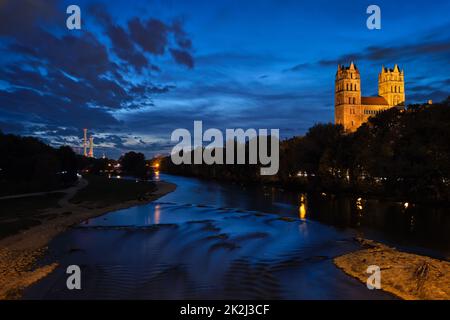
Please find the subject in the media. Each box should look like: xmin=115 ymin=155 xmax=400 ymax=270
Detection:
xmin=160 ymin=171 xmax=450 ymax=206
xmin=0 ymin=180 xmax=176 ymax=300
xmin=334 ymin=238 xmax=450 ymax=300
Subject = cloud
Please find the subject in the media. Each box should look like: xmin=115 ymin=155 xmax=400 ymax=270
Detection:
xmin=0 ymin=0 xmax=60 ymax=37
xmin=128 ymin=18 xmax=168 ymax=55
xmin=318 ymin=39 xmax=450 ymax=66
xmin=408 ymin=91 xmax=449 ymax=103
xmin=170 ymin=49 xmax=194 ymax=68
xmin=90 ymin=4 xmax=195 ymax=70
xmin=90 ymin=5 xmax=148 ymax=71
xmin=283 ymin=63 xmax=311 ymax=72
xmin=0 ymin=121 xmax=24 ymax=134
xmin=0 ymin=0 xmax=195 ymax=141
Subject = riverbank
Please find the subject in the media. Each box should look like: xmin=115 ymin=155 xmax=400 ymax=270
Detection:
xmin=0 ymin=178 xmax=176 ymax=299
xmin=334 ymin=238 xmax=450 ymax=300
xmin=164 ymin=171 xmax=450 ymax=206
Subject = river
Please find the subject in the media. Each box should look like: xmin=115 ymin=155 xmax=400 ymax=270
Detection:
xmin=24 ymin=174 xmax=450 ymax=299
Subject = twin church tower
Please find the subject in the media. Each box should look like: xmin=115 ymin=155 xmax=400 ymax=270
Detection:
xmin=335 ymin=62 xmax=405 ymax=132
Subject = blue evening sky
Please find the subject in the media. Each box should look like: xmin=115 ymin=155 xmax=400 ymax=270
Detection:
xmin=0 ymin=0 xmax=449 ymax=157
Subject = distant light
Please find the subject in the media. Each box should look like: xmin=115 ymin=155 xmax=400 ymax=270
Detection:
xmin=404 ymin=202 xmax=409 ymax=209
xmin=356 ymin=197 xmax=363 ymax=211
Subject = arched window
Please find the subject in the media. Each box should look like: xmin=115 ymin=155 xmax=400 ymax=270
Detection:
xmin=353 ymin=97 xmax=356 ymax=104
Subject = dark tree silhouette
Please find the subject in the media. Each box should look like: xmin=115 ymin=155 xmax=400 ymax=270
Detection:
xmin=119 ymin=151 xmax=147 ymax=178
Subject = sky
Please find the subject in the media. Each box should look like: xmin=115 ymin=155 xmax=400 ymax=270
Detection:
xmin=0 ymin=0 xmax=449 ymax=158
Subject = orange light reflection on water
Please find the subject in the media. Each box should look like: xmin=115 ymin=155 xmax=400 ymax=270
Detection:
xmin=299 ymin=194 xmax=307 ymax=220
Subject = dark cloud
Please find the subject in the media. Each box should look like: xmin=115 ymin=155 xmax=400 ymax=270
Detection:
xmin=408 ymin=91 xmax=449 ymax=103
xmin=0 ymin=0 xmax=60 ymax=37
xmin=106 ymin=24 xmax=149 ymax=71
xmin=0 ymin=88 xmax=120 ymax=128
xmin=171 ymin=19 xmax=193 ymax=50
xmin=90 ymin=5 xmax=148 ymax=71
xmin=0 ymin=121 xmax=24 ymax=134
xmin=409 ymin=84 xmax=437 ymax=92
xmin=283 ymin=63 xmax=311 ymax=72
xmin=90 ymin=5 xmax=195 ymax=70
xmin=170 ymin=49 xmax=194 ymax=68
xmin=128 ymin=18 xmax=168 ymax=55
xmin=0 ymin=0 xmax=195 ymax=142
xmin=319 ymin=39 xmax=450 ymax=66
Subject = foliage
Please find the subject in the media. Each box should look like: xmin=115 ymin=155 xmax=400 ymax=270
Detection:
xmin=0 ymin=133 xmax=80 ymax=195
xmin=161 ymin=97 xmax=450 ymax=202
xmin=119 ymin=151 xmax=147 ymax=178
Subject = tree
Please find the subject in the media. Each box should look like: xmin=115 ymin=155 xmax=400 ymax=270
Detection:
xmin=119 ymin=151 xmax=147 ymax=178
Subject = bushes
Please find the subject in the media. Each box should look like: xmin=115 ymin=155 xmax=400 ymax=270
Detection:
xmin=161 ymin=97 xmax=450 ymax=202
xmin=0 ymin=133 xmax=79 ymax=195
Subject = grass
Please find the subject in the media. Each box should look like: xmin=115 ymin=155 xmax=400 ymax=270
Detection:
xmin=0 ymin=193 xmax=64 ymax=239
xmin=0 ymin=175 xmax=157 ymax=240
xmin=70 ymin=175 xmax=156 ymax=207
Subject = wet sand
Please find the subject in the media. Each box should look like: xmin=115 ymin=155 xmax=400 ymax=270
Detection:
xmin=334 ymin=239 xmax=450 ymax=300
xmin=0 ymin=180 xmax=176 ymax=299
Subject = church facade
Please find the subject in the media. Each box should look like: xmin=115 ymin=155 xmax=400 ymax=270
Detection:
xmin=335 ymin=62 xmax=405 ymax=132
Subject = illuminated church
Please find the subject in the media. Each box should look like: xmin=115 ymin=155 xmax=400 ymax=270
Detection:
xmin=335 ymin=62 xmax=405 ymax=132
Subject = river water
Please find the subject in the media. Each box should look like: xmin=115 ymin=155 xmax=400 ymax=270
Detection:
xmin=24 ymin=174 xmax=450 ymax=299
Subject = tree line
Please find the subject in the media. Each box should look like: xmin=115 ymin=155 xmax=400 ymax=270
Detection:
xmin=160 ymin=97 xmax=450 ymax=202
xmin=0 ymin=133 xmax=151 ymax=196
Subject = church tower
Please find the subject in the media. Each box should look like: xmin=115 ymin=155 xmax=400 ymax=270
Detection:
xmin=378 ymin=64 xmax=405 ymax=107
xmin=335 ymin=62 xmax=361 ymax=132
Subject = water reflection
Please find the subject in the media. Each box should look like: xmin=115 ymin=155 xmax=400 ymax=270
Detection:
xmin=154 ymin=204 xmax=161 ymax=224
xmin=299 ymin=192 xmax=450 ymax=258
xmin=23 ymin=174 xmax=449 ymax=300
xmin=299 ymin=194 xmax=307 ymax=220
